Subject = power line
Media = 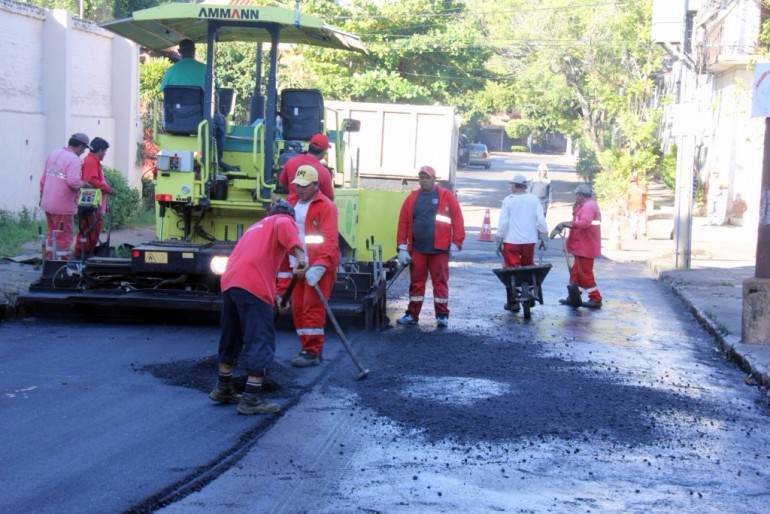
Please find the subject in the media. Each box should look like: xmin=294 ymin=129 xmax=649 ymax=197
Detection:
xmin=330 ymin=0 xmax=638 ymax=22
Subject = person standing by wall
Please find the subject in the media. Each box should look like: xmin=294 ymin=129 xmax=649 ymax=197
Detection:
xmin=550 ymin=184 xmax=603 ymax=309
xmin=74 ymin=137 xmax=114 ymax=259
xmin=396 ymin=165 xmax=465 ymax=328
xmin=625 ymin=171 xmax=648 ymax=239
xmin=209 ymin=201 xmax=307 ymax=414
xmin=286 ymin=166 xmax=340 ymax=368
xmin=39 ymin=133 xmax=91 ymax=260
xmin=528 ymin=163 xmax=552 ymax=217
xmin=278 ymin=133 xmax=334 ymax=199
xmin=706 ymin=169 xmax=728 ymax=225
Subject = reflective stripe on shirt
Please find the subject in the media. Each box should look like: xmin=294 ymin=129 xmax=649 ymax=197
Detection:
xmin=435 ymin=214 xmax=452 ymax=224
xmin=46 ymin=169 xmax=67 ymax=180
xmin=305 ymin=234 xmax=324 ymax=244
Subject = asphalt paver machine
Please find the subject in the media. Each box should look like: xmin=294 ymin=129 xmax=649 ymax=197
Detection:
xmin=23 ymin=2 xmax=407 ymax=328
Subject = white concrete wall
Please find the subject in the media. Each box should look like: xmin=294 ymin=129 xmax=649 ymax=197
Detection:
xmin=658 ymin=1 xmax=763 ymax=232
xmin=709 ymin=68 xmax=764 ymax=226
xmin=0 ymin=1 xmax=141 ymax=215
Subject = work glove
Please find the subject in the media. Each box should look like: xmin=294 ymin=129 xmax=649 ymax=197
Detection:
xmin=397 ymin=244 xmax=411 ymax=266
xmin=549 ymin=223 xmax=565 ymax=239
xmin=495 ymin=237 xmax=504 ymax=256
xmin=449 ymin=243 xmax=460 ymax=258
xmin=293 ymin=259 xmax=308 ymax=274
xmin=305 ymin=265 xmax=326 ymax=286
xmin=538 ymin=232 xmax=549 ymax=251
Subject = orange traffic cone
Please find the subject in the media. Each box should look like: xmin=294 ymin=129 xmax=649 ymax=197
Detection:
xmin=479 ymin=208 xmax=493 ymax=242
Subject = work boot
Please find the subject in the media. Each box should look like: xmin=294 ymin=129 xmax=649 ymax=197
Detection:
xmin=397 ymin=314 xmax=418 ymax=325
xmin=583 ymin=299 xmax=603 ymax=309
xmin=208 ymin=382 xmax=240 ymax=404
xmin=436 ymin=315 xmax=449 ymax=327
xmin=237 ymin=392 xmax=280 ymax=415
xmin=504 ymin=302 xmax=521 ymax=312
xmin=290 ymin=349 xmax=321 ymax=368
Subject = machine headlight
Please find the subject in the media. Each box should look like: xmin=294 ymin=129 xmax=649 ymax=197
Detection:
xmin=210 ymin=255 xmax=229 ymax=275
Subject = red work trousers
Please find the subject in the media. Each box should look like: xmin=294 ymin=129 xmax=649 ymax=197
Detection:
xmin=406 ymin=251 xmax=450 ymax=319
xmin=291 ymin=268 xmax=337 ymax=357
xmin=502 ymin=242 xmax=535 ymax=268
xmin=73 ymin=210 xmax=102 ymax=259
xmin=45 ymin=213 xmax=74 ymax=261
xmin=569 ymin=255 xmax=602 ymax=301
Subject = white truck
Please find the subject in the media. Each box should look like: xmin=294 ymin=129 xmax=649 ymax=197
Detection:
xmin=326 ymin=101 xmax=461 ymax=191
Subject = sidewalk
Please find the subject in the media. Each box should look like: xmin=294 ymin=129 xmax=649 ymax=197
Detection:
xmin=598 ymin=184 xmax=770 ymax=389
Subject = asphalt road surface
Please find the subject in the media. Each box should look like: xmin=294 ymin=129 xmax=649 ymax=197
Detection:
xmin=2 ymin=153 xmax=768 ymax=513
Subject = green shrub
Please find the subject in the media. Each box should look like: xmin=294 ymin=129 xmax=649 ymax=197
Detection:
xmin=510 ymin=145 xmax=529 ymax=153
xmin=660 ymin=144 xmax=677 ymax=189
xmin=505 ymin=118 xmax=532 ymax=139
xmin=140 ymin=56 xmax=172 ymax=103
xmin=104 ymin=167 xmax=142 ymax=229
xmin=0 ymin=207 xmax=40 ymax=258
xmin=575 ymin=146 xmax=601 ymax=184
xmin=141 ymin=176 xmax=155 ymax=212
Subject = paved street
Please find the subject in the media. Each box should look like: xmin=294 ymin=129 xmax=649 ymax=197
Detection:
xmin=1 ymin=152 xmax=769 ymax=512
xmin=156 ymin=152 xmax=770 ymax=513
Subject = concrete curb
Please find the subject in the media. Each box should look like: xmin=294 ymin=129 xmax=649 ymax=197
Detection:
xmin=653 ymin=266 xmax=770 ymax=390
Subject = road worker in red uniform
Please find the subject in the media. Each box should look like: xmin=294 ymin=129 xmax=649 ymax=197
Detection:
xmin=396 ymin=165 xmax=465 ymax=327
xmin=550 ymin=184 xmax=603 ymax=309
xmin=286 ymin=166 xmax=340 ymax=367
xmin=74 ymin=137 xmax=115 ymax=259
xmin=209 ymin=200 xmax=307 ymax=415
xmin=278 ymin=133 xmax=335 ymax=199
xmin=39 ymin=133 xmax=90 ymax=260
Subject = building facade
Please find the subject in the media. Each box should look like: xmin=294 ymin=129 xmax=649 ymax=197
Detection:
xmin=653 ymin=0 xmax=765 ymax=229
xmin=0 ymin=0 xmax=141 ymax=215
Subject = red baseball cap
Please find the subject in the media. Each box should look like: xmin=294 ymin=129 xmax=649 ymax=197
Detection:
xmin=309 ymin=133 xmax=331 ymax=149
xmin=418 ymin=165 xmax=436 ymax=178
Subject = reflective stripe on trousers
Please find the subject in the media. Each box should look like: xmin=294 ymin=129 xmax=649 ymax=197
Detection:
xmin=406 ymin=251 xmax=450 ymax=318
xmin=292 ymin=268 xmax=337 ymax=356
xmin=569 ymin=255 xmax=602 ymax=301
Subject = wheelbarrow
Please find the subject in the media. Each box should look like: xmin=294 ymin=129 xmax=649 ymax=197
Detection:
xmin=492 ymin=263 xmax=552 ymax=319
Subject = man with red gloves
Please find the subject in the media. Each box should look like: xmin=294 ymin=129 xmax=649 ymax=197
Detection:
xmin=286 ymin=166 xmax=340 ymax=367
xmin=396 ymin=165 xmax=465 ymax=327
xmin=74 ymin=137 xmax=115 ymax=259
xmin=278 ymin=133 xmax=335 ymax=199
xmin=550 ymin=184 xmax=603 ymax=309
xmin=209 ymin=200 xmax=307 ymax=414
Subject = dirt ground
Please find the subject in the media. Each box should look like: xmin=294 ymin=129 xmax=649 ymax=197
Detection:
xmin=0 ymin=225 xmax=154 ymax=320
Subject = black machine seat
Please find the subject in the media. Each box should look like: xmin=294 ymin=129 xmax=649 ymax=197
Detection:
xmin=163 ymin=86 xmax=204 ymax=135
xmin=280 ymin=88 xmax=324 ymax=141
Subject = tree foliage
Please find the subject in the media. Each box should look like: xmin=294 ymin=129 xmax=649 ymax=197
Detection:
xmin=479 ymin=0 xmax=665 ymax=201
xmin=25 ymin=0 xmax=157 ymax=22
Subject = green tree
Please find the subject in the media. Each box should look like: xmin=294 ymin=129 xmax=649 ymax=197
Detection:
xmin=281 ymin=0 xmax=493 ymax=107
xmin=25 ymin=0 xmax=158 ymax=23
xmin=480 ymin=0 xmax=664 ymax=201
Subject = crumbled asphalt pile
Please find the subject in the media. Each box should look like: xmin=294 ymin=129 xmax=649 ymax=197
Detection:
xmin=137 ymin=356 xmax=291 ymax=395
xmin=327 ymin=329 xmax=726 ymax=447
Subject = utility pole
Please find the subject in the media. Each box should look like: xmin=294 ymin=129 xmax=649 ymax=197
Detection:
xmin=743 ymin=64 xmax=770 ymax=344
xmin=758 ymin=121 xmax=770 ymax=279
